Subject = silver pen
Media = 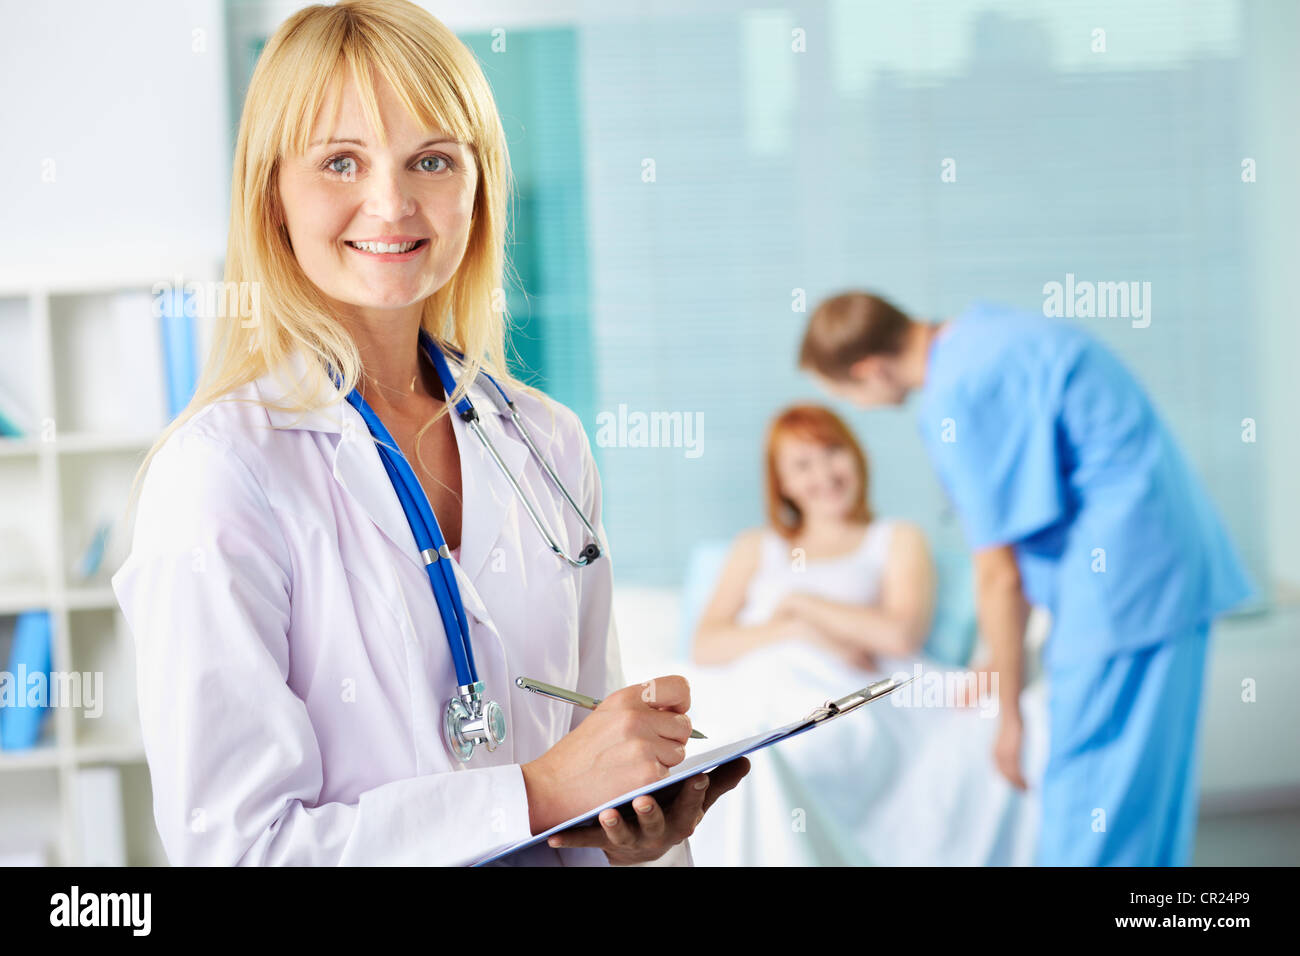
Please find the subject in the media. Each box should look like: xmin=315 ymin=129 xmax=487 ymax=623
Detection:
xmin=515 ymin=676 xmax=707 ymax=739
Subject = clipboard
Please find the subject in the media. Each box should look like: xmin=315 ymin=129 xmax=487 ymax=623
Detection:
xmin=473 ymin=675 xmax=917 ymax=866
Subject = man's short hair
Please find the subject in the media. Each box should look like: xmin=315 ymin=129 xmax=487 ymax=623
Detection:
xmin=798 ymin=291 xmax=911 ymax=380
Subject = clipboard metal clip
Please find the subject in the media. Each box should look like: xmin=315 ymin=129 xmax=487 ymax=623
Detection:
xmin=806 ymin=675 xmax=918 ymax=723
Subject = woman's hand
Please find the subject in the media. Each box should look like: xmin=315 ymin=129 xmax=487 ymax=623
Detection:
xmin=521 ymin=675 xmax=747 ymax=862
xmin=775 ymin=592 xmax=878 ymax=671
xmin=772 ymin=592 xmax=824 ymax=644
xmin=771 ymin=591 xmax=808 ymax=622
xmin=549 ymin=757 xmax=751 ymax=865
xmin=807 ymin=631 xmax=878 ymax=672
xmin=771 ymin=594 xmax=827 ymax=646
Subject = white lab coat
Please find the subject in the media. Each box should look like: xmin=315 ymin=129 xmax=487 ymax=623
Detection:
xmin=111 ymin=345 xmax=691 ymax=867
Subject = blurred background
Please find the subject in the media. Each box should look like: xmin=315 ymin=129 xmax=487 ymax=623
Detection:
xmin=0 ymin=0 xmax=1295 ymax=865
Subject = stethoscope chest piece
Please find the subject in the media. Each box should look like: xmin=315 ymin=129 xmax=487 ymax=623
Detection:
xmin=444 ymin=681 xmax=507 ymax=763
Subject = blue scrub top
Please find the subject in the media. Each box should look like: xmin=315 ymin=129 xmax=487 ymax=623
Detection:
xmin=916 ymin=302 xmax=1255 ymax=668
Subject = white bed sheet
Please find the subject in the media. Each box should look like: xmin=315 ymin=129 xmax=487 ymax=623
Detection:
xmin=651 ymin=640 xmax=1049 ymax=866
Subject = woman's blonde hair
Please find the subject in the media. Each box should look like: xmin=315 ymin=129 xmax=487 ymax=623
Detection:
xmin=126 ymin=0 xmax=524 ymax=519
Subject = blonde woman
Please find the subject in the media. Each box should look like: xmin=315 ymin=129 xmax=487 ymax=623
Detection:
xmin=111 ymin=0 xmax=744 ymax=867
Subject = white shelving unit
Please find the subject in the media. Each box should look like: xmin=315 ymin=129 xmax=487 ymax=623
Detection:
xmin=0 ymin=264 xmax=218 ymax=866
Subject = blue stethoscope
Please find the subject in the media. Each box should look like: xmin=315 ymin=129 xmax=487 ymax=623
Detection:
xmin=332 ymin=329 xmax=603 ymax=763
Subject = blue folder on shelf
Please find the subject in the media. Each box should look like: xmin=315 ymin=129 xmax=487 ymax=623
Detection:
xmin=473 ymin=675 xmax=916 ymax=866
xmin=158 ymin=287 xmax=198 ymax=419
xmin=0 ymin=610 xmax=53 ymax=751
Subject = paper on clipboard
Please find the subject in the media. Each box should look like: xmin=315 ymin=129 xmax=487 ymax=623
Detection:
xmin=472 ymin=675 xmax=916 ymax=866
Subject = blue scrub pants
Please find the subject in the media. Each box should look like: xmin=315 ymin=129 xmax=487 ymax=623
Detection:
xmin=1036 ymin=622 xmax=1211 ymax=866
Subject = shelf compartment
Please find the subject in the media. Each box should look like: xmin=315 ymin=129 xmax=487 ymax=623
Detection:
xmin=58 ymin=448 xmax=144 ymax=591
xmin=49 ymin=290 xmax=168 ymax=438
xmin=66 ymin=607 xmax=140 ymax=753
xmin=0 ymin=768 xmax=62 ymax=865
xmin=0 ymin=456 xmax=54 ymax=594
xmin=0 ymin=294 xmax=39 ymax=441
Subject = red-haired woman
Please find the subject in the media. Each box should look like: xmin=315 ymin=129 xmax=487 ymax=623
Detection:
xmin=693 ymin=404 xmax=935 ymax=670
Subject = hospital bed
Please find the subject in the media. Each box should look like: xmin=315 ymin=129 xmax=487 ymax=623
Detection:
xmin=613 ymin=541 xmax=1050 ymax=866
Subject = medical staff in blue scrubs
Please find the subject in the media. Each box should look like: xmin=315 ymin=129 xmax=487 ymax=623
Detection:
xmin=798 ymin=292 xmax=1255 ymax=866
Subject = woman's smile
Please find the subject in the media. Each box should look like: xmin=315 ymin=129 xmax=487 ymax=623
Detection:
xmin=343 ymin=236 xmax=430 ymax=260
